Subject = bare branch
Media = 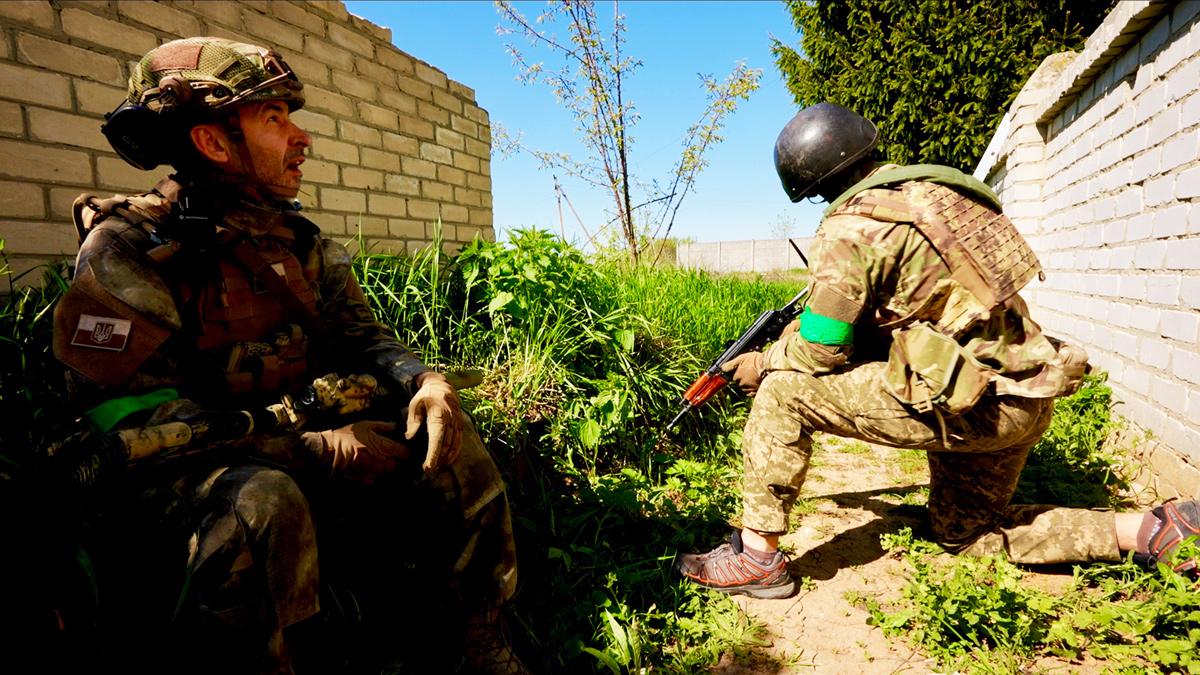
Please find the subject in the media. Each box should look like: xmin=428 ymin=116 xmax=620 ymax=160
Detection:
xmin=495 ymin=1 xmax=756 ymax=265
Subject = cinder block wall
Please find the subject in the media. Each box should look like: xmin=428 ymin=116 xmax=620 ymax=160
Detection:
xmin=0 ymin=0 xmax=493 ymax=282
xmin=976 ymin=1 xmax=1200 ymax=491
xmin=675 ymin=238 xmax=815 ymax=274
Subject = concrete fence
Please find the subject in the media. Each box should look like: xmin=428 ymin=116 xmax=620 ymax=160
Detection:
xmin=976 ymin=0 xmax=1200 ymax=494
xmin=675 ymin=237 xmax=815 ymax=274
xmin=0 ymin=0 xmax=493 ymax=282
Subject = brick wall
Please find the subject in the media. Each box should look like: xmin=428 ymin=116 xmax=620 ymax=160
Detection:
xmin=976 ymin=0 xmax=1200 ymax=494
xmin=0 ymin=0 xmax=493 ymax=283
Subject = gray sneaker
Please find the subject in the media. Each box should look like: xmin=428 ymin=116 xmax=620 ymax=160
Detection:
xmin=676 ymin=530 xmax=795 ymax=599
xmin=1141 ymin=499 xmax=1200 ymax=577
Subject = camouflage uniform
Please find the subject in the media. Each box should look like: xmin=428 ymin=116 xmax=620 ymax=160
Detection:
xmin=55 ymin=176 xmax=517 ymax=669
xmin=742 ymin=166 xmax=1119 ymax=564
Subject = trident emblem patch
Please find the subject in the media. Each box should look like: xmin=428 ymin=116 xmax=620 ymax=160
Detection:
xmin=71 ymin=314 xmax=132 ymax=352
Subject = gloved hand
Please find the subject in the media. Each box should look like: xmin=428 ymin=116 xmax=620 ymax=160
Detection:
xmin=722 ymin=351 xmax=765 ymax=396
xmin=302 ymin=420 xmax=409 ymax=483
xmin=406 ymin=372 xmax=463 ymax=473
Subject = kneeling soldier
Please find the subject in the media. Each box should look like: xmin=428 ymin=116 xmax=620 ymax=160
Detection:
xmin=677 ymin=103 xmax=1198 ymax=598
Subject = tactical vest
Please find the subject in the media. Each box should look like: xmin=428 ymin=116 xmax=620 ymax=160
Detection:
xmin=61 ymin=184 xmax=322 ymax=397
xmin=826 ymin=166 xmax=1083 ymax=417
xmin=186 ymin=221 xmax=319 ymax=394
xmin=828 ymin=165 xmax=1043 ymax=336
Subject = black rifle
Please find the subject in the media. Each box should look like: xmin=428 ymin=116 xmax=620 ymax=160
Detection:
xmin=666 ymin=285 xmax=810 ymax=431
xmin=666 ymin=238 xmax=811 ymax=431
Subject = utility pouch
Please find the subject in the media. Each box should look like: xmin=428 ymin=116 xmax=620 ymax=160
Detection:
xmin=883 ymin=322 xmax=991 ymax=416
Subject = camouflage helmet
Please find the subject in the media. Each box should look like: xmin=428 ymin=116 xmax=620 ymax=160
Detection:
xmin=774 ymin=103 xmax=878 ymax=203
xmin=104 ymin=37 xmax=305 ymax=170
xmin=128 ymin=37 xmax=304 ymax=115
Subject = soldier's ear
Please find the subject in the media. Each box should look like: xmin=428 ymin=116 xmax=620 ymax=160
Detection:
xmin=189 ymin=123 xmax=232 ymax=165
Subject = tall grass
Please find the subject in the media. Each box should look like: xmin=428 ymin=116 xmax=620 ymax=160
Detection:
xmin=0 ymin=243 xmax=71 ymax=466
xmin=1 ymin=229 xmax=1140 ymax=673
xmin=354 ymin=228 xmax=802 ymax=670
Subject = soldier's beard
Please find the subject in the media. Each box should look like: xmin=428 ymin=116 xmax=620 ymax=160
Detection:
xmin=217 ymin=144 xmax=303 ymax=207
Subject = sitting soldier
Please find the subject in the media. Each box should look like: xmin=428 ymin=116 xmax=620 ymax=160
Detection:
xmin=50 ymin=37 xmax=527 ymax=674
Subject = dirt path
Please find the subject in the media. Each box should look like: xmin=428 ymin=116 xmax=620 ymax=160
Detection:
xmin=708 ymin=436 xmax=1092 ymax=675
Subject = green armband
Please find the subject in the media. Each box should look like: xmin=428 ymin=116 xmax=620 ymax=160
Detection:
xmin=799 ymin=307 xmax=855 ymax=346
xmin=85 ymin=388 xmax=179 ymax=433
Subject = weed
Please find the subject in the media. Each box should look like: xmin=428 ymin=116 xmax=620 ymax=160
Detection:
xmin=0 ymin=242 xmax=71 ymax=466
xmin=893 ymin=448 xmax=927 ymax=479
xmin=867 ymin=528 xmax=1200 ymax=673
xmin=353 ymin=228 xmax=800 ymax=671
xmin=841 ymin=440 xmax=873 ymax=455
xmin=1014 ymin=373 xmax=1129 ymax=509
xmin=867 ymin=528 xmax=1058 ymax=671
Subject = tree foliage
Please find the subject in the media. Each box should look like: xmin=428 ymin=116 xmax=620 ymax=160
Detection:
xmin=772 ymin=0 xmax=1111 ymax=170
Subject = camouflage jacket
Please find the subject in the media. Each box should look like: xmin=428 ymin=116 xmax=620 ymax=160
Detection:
xmin=764 ymin=164 xmax=1081 ymax=403
xmin=57 ymin=175 xmax=429 ymax=416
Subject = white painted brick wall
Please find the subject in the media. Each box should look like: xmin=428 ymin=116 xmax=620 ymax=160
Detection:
xmin=977 ymin=1 xmax=1200 ymax=470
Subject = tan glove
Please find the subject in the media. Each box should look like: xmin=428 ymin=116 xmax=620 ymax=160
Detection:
xmin=406 ymin=372 xmax=464 ymax=473
xmin=302 ymin=420 xmax=409 ymax=483
xmin=722 ymin=351 xmax=765 ymax=396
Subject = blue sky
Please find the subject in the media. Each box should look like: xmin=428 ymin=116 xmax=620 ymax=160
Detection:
xmin=345 ymin=0 xmax=827 ymax=245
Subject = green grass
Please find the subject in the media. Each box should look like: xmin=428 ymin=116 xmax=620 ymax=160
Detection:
xmin=3 ymin=230 xmax=1173 ymax=674
xmin=0 ymin=242 xmax=71 ymax=467
xmin=353 ymin=227 xmax=802 ymax=671
xmin=859 ymin=376 xmax=1196 ymax=674
xmin=1013 ymin=373 xmax=1129 ymax=508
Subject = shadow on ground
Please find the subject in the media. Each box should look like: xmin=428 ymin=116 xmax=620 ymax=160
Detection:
xmin=790 ymin=484 xmax=930 ymax=581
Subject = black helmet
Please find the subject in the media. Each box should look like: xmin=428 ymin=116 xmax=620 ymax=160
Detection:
xmin=774 ymin=103 xmax=878 ymax=202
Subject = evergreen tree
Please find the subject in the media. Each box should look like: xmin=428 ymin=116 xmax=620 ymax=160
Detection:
xmin=772 ymin=0 xmax=1111 ymax=170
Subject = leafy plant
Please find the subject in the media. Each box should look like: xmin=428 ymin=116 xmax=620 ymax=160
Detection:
xmin=866 ymin=528 xmax=1200 ymax=673
xmin=0 ymin=242 xmax=72 ymax=464
xmin=1014 ymin=373 xmax=1129 ymax=508
xmin=352 ymin=227 xmax=801 ymax=671
xmin=584 ymin=607 xmax=646 ymax=674
xmin=867 ymin=527 xmax=1060 ymax=671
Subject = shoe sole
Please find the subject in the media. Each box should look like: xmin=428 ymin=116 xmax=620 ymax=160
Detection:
xmin=696 ymin=578 xmax=797 ymax=599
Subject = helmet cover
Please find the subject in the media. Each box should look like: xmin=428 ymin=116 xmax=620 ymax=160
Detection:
xmin=127 ymin=37 xmax=304 ymax=117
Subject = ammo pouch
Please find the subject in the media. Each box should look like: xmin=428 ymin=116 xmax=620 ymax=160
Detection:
xmin=883 ymin=322 xmax=991 ymax=416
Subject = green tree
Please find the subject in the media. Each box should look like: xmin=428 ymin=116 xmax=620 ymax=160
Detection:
xmin=772 ymin=0 xmax=1111 ymax=170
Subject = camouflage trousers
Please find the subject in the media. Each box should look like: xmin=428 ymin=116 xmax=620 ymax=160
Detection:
xmin=743 ymin=362 xmax=1121 ymax=564
xmin=177 ymin=411 xmax=517 ymax=670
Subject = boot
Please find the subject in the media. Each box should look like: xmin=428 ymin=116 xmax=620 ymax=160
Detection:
xmin=461 ymin=609 xmax=530 ymax=675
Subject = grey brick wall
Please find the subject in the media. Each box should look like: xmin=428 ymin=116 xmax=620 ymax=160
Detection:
xmin=0 ymin=0 xmax=493 ymax=283
xmin=675 ymin=238 xmax=815 ymax=274
xmin=976 ymin=0 xmax=1200 ymax=494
